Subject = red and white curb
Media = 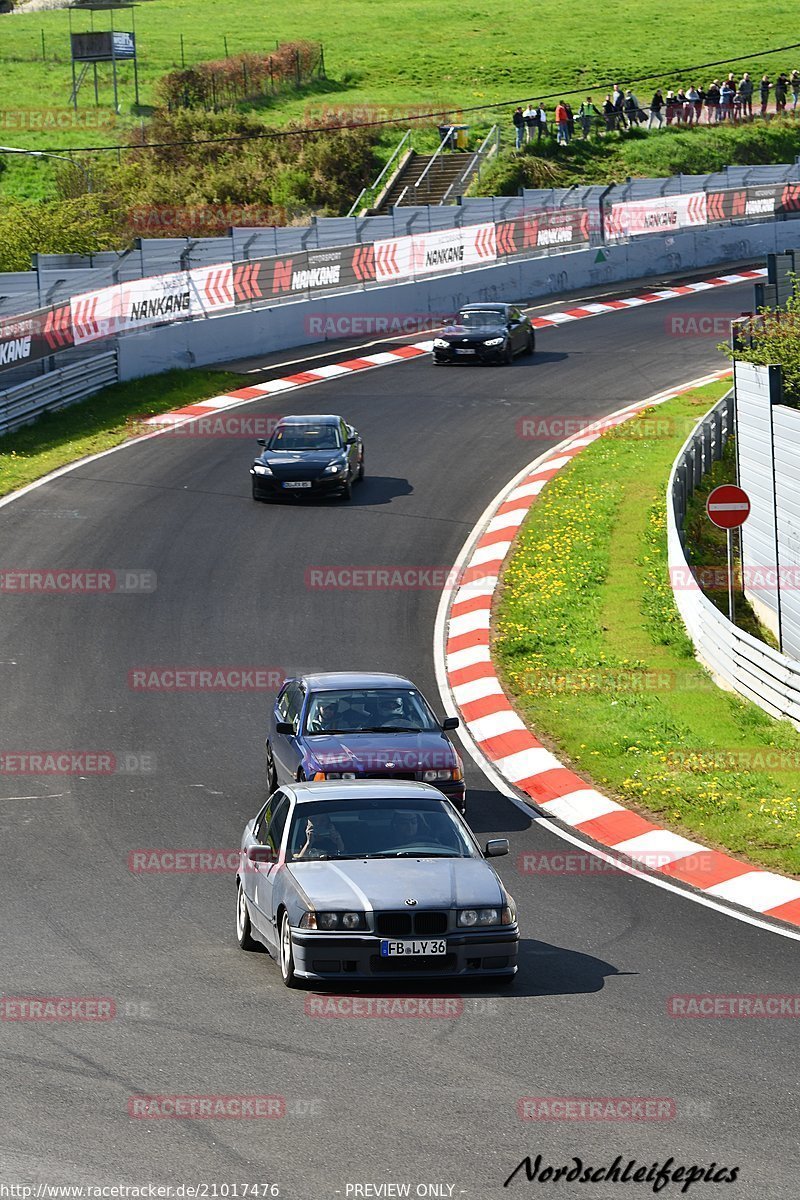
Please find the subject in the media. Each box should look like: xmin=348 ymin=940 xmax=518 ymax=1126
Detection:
xmin=436 ymin=369 xmax=800 ymax=934
xmin=139 ymin=269 xmax=766 ymax=431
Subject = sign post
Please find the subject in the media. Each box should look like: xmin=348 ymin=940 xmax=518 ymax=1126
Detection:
xmin=706 ymin=484 xmax=751 ymax=623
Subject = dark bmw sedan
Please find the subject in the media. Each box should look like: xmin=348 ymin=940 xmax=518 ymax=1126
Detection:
xmin=236 ymin=780 xmax=518 ymax=987
xmin=251 ymin=413 xmax=364 ymax=501
xmin=432 ymin=302 xmax=535 ymax=365
xmin=266 ymin=672 xmax=466 ymax=812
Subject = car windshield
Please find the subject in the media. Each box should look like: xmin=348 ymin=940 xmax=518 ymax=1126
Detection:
xmin=304 ymin=688 xmax=438 ymax=734
xmin=267 ymin=424 xmax=341 ymax=451
xmin=456 ymin=310 xmax=504 ymax=328
xmin=286 ymin=797 xmax=477 ymax=861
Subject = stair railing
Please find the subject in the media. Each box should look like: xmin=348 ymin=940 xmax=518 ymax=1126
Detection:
xmin=347 ymin=130 xmax=412 ymax=217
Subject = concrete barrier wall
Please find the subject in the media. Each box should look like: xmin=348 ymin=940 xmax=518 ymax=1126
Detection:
xmin=116 ymin=219 xmax=798 ymax=381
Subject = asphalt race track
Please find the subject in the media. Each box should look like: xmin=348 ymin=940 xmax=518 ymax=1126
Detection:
xmin=1 ymin=279 xmax=797 ymax=1199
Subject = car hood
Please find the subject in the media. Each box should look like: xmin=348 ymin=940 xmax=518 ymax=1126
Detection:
xmin=286 ymin=856 xmax=503 ymax=909
xmin=303 ymin=732 xmax=457 ymax=771
xmin=257 ymin=449 xmax=342 ymax=467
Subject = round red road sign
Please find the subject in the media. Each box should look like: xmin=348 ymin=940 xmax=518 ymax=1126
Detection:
xmin=706 ymin=484 xmax=751 ymax=529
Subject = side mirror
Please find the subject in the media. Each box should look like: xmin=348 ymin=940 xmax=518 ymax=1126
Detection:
xmin=256 ymin=438 xmax=266 ymax=447
xmin=347 ymin=435 xmax=358 ymax=445
xmin=247 ymin=844 xmax=276 ymax=864
xmin=276 ymin=721 xmax=295 ymax=736
xmin=442 ymin=716 xmax=459 ymax=731
xmin=484 ymin=838 xmax=509 ymax=857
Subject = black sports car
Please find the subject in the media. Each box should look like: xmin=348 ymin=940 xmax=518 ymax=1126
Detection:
xmin=432 ymin=302 xmax=535 ymax=365
xmin=251 ymin=413 xmax=364 ymax=501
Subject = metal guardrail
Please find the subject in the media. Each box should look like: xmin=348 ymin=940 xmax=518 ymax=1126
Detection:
xmin=667 ymin=389 xmax=800 ymax=727
xmin=0 ymin=351 xmax=118 ymax=437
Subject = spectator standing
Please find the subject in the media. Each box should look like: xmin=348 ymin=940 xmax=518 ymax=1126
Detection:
xmin=760 ymin=75 xmax=771 ymax=118
xmin=720 ymin=79 xmax=735 ymax=121
xmin=694 ymin=85 xmax=705 ymax=123
xmin=791 ymin=70 xmax=800 ymax=112
xmin=649 ymin=88 xmax=664 ymax=128
xmin=536 ymin=104 xmax=547 ymax=141
xmin=665 ymin=90 xmax=677 ymax=125
xmin=602 ymin=94 xmax=616 ymax=132
xmin=513 ymin=106 xmax=525 ymax=150
xmin=674 ymin=88 xmax=688 ymax=125
xmin=685 ymin=86 xmax=700 ymax=125
xmin=739 ymin=73 xmax=753 ymax=119
xmin=554 ymin=99 xmax=570 ymax=145
xmin=624 ymin=90 xmax=638 ymax=127
xmin=578 ymin=96 xmax=600 ymax=138
xmin=564 ymin=101 xmax=575 ymax=140
xmin=706 ymin=80 xmax=721 ymax=124
xmin=732 ymin=89 xmax=743 ymax=124
xmin=775 ymin=73 xmax=788 ymax=114
xmin=612 ymin=83 xmax=626 ymax=129
xmin=522 ymin=102 xmax=536 ymax=144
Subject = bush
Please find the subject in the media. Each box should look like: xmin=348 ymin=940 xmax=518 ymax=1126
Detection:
xmin=156 ymin=44 xmax=323 ymax=111
xmin=0 ymin=196 xmax=120 ymax=272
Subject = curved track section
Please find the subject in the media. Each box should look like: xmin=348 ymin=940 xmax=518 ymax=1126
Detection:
xmin=0 ymin=281 xmax=796 ymax=1197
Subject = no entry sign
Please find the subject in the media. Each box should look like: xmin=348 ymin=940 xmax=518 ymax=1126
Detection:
xmin=706 ymin=484 xmax=751 ymax=529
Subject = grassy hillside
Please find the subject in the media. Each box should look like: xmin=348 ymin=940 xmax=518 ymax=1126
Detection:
xmin=1 ymin=1 xmax=798 ymax=178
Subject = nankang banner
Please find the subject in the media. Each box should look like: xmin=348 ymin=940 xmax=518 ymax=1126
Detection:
xmin=606 ymin=193 xmax=708 ymax=239
xmin=0 ymin=308 xmax=61 ymax=373
xmin=71 ymin=265 xmax=235 ymax=345
xmin=233 ymin=244 xmax=375 ymax=303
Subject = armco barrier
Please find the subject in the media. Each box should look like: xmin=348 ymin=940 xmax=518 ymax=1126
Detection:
xmin=667 ymin=391 xmax=800 ymax=728
xmin=0 ymin=351 xmax=118 ymax=437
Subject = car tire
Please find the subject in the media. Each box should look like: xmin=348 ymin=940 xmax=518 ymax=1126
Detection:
xmin=236 ymin=880 xmax=260 ymax=951
xmin=340 ymin=476 xmax=353 ymax=501
xmin=525 ymin=332 xmax=535 ymax=356
xmin=252 ymin=483 xmax=265 ymax=502
xmin=279 ymin=910 xmax=300 ymax=988
xmin=502 ymin=342 xmax=513 ymax=365
xmin=265 ymin=743 xmax=278 ymax=793
xmin=357 ymin=452 xmax=365 ymax=482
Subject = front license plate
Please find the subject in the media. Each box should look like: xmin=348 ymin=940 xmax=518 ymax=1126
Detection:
xmin=282 ymin=480 xmax=312 ymax=489
xmin=455 ymin=348 xmax=475 ymax=355
xmin=380 ymin=939 xmax=446 ymax=957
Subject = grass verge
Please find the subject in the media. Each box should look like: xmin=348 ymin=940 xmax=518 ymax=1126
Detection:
xmin=0 ymin=367 xmax=242 ymax=497
xmin=493 ymin=381 xmax=800 ymax=877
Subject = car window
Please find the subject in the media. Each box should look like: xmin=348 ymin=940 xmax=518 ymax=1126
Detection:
xmin=268 ymin=425 xmax=341 ymax=451
xmin=276 ymin=682 xmax=297 ymax=722
xmin=304 ymin=688 xmax=438 ymax=734
xmin=457 ymin=309 xmax=503 ymax=328
xmin=253 ymin=800 xmax=272 ymax=843
xmin=265 ymin=794 xmax=290 ymax=854
xmin=286 ymin=686 xmax=305 ymax=730
xmin=287 ymin=797 xmax=477 ymax=862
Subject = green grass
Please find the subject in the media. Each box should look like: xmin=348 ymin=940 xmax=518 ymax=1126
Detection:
xmin=1 ymin=0 xmax=799 ymax=194
xmin=0 ymin=367 xmax=242 ymax=496
xmin=494 ymin=382 xmax=800 ymax=877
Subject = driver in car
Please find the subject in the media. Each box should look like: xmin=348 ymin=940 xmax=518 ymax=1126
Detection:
xmin=294 ymin=813 xmax=345 ymax=860
xmin=373 ymin=695 xmax=409 ymax=728
xmin=389 ymin=810 xmax=427 ymax=846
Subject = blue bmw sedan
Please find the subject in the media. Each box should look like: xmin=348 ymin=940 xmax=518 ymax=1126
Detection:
xmin=236 ymin=780 xmax=518 ymax=987
xmin=265 ymin=672 xmax=466 ymax=812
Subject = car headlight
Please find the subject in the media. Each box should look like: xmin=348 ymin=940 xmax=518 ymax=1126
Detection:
xmin=458 ymin=907 xmax=504 ymax=927
xmin=299 ymin=911 xmax=367 ymax=931
xmin=324 ymin=461 xmax=344 ymax=474
xmin=422 ymin=768 xmax=456 ymax=782
xmin=483 ymin=337 xmax=505 ymax=347
xmin=252 ymin=464 xmax=272 ymax=476
xmin=433 ymin=338 xmax=450 ymax=349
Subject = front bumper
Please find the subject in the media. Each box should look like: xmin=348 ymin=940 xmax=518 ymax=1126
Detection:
xmin=433 ymin=343 xmax=506 ymax=364
xmin=251 ymin=471 xmax=347 ymax=498
xmin=292 ymin=927 xmax=518 ymax=982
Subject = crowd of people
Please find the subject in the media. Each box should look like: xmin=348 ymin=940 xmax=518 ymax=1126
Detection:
xmin=512 ymin=70 xmax=800 ymax=148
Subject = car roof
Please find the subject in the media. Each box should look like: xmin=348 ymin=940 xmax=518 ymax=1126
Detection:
xmin=275 ymin=414 xmax=342 ymax=426
xmin=459 ymin=303 xmax=509 ymax=311
xmin=286 ymin=780 xmax=451 ymax=803
xmin=295 ymin=671 xmax=416 ymax=691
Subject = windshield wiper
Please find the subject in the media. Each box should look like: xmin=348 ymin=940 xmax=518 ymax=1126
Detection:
xmin=360 ymin=725 xmax=424 ymax=733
